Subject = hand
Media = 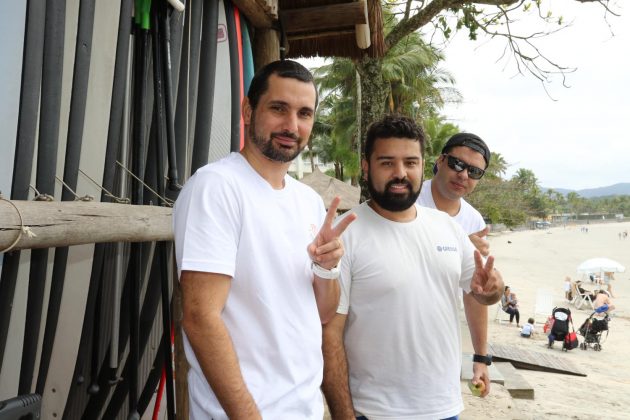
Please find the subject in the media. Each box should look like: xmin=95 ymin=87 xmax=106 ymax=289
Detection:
xmin=470 ymin=251 xmax=503 ymax=303
xmin=307 ymin=197 xmax=357 ymax=270
xmin=469 ymin=227 xmax=490 ymax=256
xmin=471 ymin=362 xmax=490 ymax=397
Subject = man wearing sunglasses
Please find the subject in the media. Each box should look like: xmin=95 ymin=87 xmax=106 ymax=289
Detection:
xmin=417 ymin=133 xmax=491 ymax=256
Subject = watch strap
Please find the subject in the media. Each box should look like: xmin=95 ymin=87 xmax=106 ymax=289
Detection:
xmin=472 ymin=354 xmax=492 ymax=365
xmin=311 ymin=262 xmax=340 ymax=280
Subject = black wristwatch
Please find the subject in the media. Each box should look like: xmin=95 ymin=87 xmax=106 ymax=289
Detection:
xmin=473 ymin=354 xmax=492 ymax=365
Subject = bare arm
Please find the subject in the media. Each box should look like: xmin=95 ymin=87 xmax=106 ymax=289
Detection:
xmin=463 ymin=291 xmax=490 ymax=397
xmin=180 ymin=270 xmax=261 ymax=419
xmin=313 ymin=277 xmax=341 ymax=324
xmin=308 ymin=197 xmax=357 ymax=324
xmin=321 ymin=313 xmax=355 ymax=419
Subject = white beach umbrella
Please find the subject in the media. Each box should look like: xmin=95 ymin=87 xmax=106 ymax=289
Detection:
xmin=576 ymin=257 xmax=626 ymax=274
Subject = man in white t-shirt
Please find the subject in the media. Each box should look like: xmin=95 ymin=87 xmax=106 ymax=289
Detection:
xmin=173 ymin=60 xmax=355 ymax=419
xmin=417 ymin=132 xmax=491 ymax=254
xmin=322 ymin=115 xmax=503 ymax=420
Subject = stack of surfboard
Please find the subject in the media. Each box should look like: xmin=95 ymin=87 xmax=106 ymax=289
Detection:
xmin=0 ymin=0 xmax=254 ymax=418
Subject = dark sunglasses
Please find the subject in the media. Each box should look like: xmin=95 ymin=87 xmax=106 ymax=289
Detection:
xmin=443 ymin=154 xmax=485 ymax=180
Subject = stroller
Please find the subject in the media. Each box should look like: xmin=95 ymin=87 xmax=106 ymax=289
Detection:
xmin=578 ymin=308 xmax=610 ymax=351
xmin=547 ymin=307 xmax=579 ymax=351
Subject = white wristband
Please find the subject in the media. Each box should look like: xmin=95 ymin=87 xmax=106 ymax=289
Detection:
xmin=311 ymin=262 xmax=340 ymax=280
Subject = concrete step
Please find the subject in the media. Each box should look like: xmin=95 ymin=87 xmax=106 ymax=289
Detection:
xmin=494 ymin=362 xmax=535 ymax=400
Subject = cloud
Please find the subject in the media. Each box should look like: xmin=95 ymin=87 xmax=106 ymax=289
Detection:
xmin=441 ymin=1 xmax=629 ymax=190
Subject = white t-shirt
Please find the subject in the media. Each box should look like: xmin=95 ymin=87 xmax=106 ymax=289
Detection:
xmin=337 ymin=203 xmax=476 ymax=419
xmin=521 ymin=323 xmax=535 ymax=336
xmin=174 ymin=153 xmax=326 ymax=420
xmin=417 ymin=179 xmax=486 ymax=235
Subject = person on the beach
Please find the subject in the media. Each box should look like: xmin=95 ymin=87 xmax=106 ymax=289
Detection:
xmin=521 ymin=317 xmax=535 ymax=338
xmin=594 ymin=290 xmax=616 ymax=313
xmin=173 ymin=60 xmax=356 ymax=419
xmin=321 ymin=115 xmax=504 ymax=420
xmin=602 ymin=271 xmax=616 ymax=297
xmin=564 ymin=276 xmax=572 ymax=301
xmin=501 ymin=286 xmax=520 ymax=327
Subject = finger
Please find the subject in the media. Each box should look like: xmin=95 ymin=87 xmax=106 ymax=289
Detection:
xmin=315 ymin=238 xmax=342 ymax=256
xmin=484 ymin=255 xmax=495 ymax=272
xmin=472 ymin=226 xmax=489 ymax=237
xmin=333 ymin=212 xmax=357 ymax=236
xmin=313 ymin=248 xmax=344 ymax=267
xmin=306 ymin=243 xmax=317 ymax=260
xmin=474 ymin=250 xmax=484 ymax=269
xmin=323 ymin=197 xmax=341 ymax=228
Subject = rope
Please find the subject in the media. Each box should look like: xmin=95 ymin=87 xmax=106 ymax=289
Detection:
xmin=78 ymin=169 xmax=130 ymax=204
xmin=55 ymin=176 xmax=94 ymax=202
xmin=115 ymin=161 xmax=174 ymax=207
xmin=0 ymin=194 xmax=37 ymax=254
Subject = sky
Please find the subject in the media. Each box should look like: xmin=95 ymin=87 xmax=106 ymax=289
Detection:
xmin=437 ymin=1 xmax=629 ymax=191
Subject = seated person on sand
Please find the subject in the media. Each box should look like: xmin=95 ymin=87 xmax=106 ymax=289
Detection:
xmin=575 ymin=280 xmax=596 ymax=302
xmin=593 ymin=290 xmax=615 ymax=314
xmin=501 ymin=286 xmax=520 ymax=327
xmin=520 ymin=317 xmax=535 ymax=338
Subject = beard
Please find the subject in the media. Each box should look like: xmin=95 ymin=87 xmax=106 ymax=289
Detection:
xmin=367 ymin=173 xmax=422 ymax=212
xmin=249 ymin=117 xmax=305 ymax=163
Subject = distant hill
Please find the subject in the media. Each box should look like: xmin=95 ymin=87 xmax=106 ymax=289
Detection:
xmin=544 ymin=183 xmax=630 ymax=198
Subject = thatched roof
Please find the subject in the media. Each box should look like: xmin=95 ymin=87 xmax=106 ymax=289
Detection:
xmin=280 ymin=0 xmax=385 ymax=59
xmin=300 ymin=167 xmax=360 ymax=211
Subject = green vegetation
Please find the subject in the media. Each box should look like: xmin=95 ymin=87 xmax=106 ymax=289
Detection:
xmin=307 ymin=1 xmax=622 ymax=227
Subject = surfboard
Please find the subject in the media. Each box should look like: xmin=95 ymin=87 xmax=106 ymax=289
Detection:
xmin=240 ymin=14 xmax=255 ymax=97
xmin=225 ymin=0 xmax=242 ymax=152
xmin=208 ymin=0 xmax=232 ymax=163
xmin=0 ymin=1 xmax=25 ymax=400
xmin=190 ymin=0 xmax=219 ymax=173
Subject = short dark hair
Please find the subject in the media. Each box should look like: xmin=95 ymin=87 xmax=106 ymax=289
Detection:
xmin=247 ymin=59 xmax=318 ymax=110
xmin=364 ymin=114 xmax=425 ymax=160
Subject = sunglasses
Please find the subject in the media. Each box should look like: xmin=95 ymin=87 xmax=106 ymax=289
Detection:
xmin=443 ymin=154 xmax=485 ymax=180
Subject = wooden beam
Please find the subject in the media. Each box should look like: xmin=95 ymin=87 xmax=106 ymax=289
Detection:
xmin=253 ymin=28 xmax=280 ymax=70
xmin=355 ymin=0 xmax=371 ymax=49
xmin=280 ymin=1 xmax=367 ymax=34
xmin=0 ymin=200 xmax=172 ymax=251
xmin=287 ymin=29 xmax=355 ymax=42
xmin=231 ymin=0 xmax=276 ymax=29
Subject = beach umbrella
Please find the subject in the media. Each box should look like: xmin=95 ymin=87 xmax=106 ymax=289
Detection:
xmin=577 ymin=257 xmax=626 ymax=274
xmin=300 ymin=167 xmax=360 ymax=211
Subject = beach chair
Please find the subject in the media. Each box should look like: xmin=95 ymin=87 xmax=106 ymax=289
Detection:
xmin=571 ymin=282 xmax=594 ymax=310
xmin=533 ymin=289 xmax=554 ymax=325
xmin=494 ymin=302 xmax=511 ymax=323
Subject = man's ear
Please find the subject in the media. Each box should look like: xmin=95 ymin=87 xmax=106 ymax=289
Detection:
xmin=361 ymin=158 xmax=368 ymax=180
xmin=242 ymin=97 xmax=252 ymax=124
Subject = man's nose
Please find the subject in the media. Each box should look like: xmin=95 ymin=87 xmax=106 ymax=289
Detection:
xmin=393 ymin=162 xmax=406 ymax=178
xmin=281 ymin=112 xmax=299 ymax=133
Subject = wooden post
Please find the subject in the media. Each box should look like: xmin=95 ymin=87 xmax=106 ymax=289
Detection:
xmin=253 ymin=28 xmax=280 ymax=70
xmin=0 ymin=200 xmax=172 ymax=251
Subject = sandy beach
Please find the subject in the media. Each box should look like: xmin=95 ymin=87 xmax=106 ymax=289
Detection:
xmin=461 ymin=221 xmax=630 ymax=419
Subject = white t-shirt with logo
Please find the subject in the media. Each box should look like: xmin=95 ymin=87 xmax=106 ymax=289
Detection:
xmin=337 ymin=203 xmax=476 ymax=419
xmin=174 ymin=153 xmax=326 ymax=419
xmin=417 ymin=179 xmax=486 ymax=235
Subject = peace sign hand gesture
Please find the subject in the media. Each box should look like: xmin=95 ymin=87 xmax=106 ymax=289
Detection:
xmin=307 ymin=196 xmax=357 ymax=270
xmin=469 ymin=251 xmax=504 ymax=305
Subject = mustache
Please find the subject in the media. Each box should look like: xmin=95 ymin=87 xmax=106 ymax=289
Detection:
xmin=271 ymin=131 xmax=299 ymax=141
xmin=386 ymin=178 xmax=412 ymax=190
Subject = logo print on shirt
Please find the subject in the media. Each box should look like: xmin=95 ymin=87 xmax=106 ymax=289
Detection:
xmin=437 ymin=245 xmax=457 ymax=252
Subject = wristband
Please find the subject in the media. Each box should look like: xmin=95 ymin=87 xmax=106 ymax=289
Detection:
xmin=311 ymin=262 xmax=340 ymax=280
xmin=472 ymin=354 xmax=492 ymax=365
